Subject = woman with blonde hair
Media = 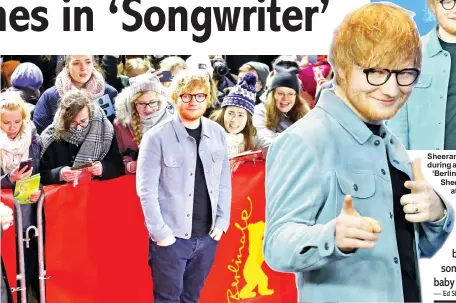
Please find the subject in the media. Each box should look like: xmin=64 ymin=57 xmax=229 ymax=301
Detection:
xmin=0 ymin=91 xmax=42 ymax=205
xmin=122 ymin=57 xmax=152 ymax=78
xmin=159 ymin=56 xmax=187 ymax=87
xmin=113 ymin=73 xmax=173 ymax=174
xmin=0 ymin=91 xmax=42 ymax=302
xmin=39 ymin=90 xmax=124 ymax=185
xmin=33 ymin=55 xmax=118 ymax=134
xmin=253 ymin=67 xmax=308 ymax=148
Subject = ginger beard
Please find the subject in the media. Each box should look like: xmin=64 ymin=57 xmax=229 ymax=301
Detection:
xmin=342 ymin=66 xmax=414 ymax=122
xmin=177 ymin=86 xmax=208 ymax=122
xmin=435 ymin=4 xmax=456 ymax=37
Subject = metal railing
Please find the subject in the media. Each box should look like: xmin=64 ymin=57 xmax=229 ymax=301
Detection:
xmin=1 ymin=192 xmax=49 ymax=303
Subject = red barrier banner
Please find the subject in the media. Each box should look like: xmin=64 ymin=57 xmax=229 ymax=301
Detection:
xmin=2 ymin=160 xmax=297 ymax=303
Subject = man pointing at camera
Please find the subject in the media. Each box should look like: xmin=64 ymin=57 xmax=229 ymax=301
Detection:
xmin=263 ymin=3 xmax=454 ymax=303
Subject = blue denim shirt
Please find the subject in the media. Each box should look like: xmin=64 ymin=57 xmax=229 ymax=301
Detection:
xmin=263 ymin=90 xmax=454 ymax=302
xmin=136 ymin=113 xmax=232 ymax=241
xmin=388 ymin=26 xmax=449 ymax=150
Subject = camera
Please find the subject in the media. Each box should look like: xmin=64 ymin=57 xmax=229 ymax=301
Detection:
xmin=211 ymin=57 xmax=229 ymax=80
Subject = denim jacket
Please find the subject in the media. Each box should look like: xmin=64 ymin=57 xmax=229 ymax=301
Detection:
xmin=388 ymin=27 xmax=448 ymax=150
xmin=136 ymin=113 xmax=232 ymax=242
xmin=263 ymin=90 xmax=454 ymax=302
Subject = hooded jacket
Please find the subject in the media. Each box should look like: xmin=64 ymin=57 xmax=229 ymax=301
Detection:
xmin=113 ymin=83 xmax=174 ymax=174
xmin=245 ymin=61 xmax=270 ymax=105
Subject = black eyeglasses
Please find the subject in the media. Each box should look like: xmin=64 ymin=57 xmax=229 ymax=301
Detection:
xmin=362 ymin=68 xmax=420 ymax=87
xmin=135 ymin=101 xmax=159 ymax=109
xmin=440 ymin=0 xmax=456 ymax=10
xmin=70 ymin=118 xmax=89 ymax=128
xmin=180 ymin=93 xmax=207 ymax=103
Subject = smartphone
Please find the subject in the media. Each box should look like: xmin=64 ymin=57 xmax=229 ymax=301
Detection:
xmin=70 ymin=163 xmax=93 ymax=171
xmin=160 ymin=71 xmax=173 ymax=83
xmin=19 ymin=158 xmax=33 ymax=171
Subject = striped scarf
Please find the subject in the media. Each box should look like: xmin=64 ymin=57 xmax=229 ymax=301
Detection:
xmin=40 ymin=107 xmax=114 ymax=166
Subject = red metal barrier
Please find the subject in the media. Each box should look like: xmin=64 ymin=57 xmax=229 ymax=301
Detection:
xmin=0 ymin=192 xmax=18 ymax=303
xmin=2 ymin=160 xmax=297 ymax=303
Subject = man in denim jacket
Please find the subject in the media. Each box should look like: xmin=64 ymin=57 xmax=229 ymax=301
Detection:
xmin=136 ymin=69 xmax=231 ymax=303
xmin=388 ymin=0 xmax=456 ymax=150
xmin=263 ymin=3 xmax=454 ymax=303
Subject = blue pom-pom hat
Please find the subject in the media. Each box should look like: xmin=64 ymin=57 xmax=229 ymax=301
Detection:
xmin=221 ymin=72 xmax=257 ymax=116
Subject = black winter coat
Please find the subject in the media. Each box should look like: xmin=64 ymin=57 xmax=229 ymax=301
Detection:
xmin=39 ymin=133 xmax=125 ymax=185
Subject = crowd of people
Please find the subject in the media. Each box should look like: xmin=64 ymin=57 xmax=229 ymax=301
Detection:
xmin=2 ymin=1 xmax=456 ymax=303
xmin=0 ymin=54 xmax=332 ymax=303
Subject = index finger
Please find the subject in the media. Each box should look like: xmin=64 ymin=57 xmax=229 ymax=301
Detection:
xmin=18 ymin=165 xmax=29 ymax=174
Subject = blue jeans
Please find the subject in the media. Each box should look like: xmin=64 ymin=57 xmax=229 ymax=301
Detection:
xmin=148 ymin=234 xmax=219 ymax=303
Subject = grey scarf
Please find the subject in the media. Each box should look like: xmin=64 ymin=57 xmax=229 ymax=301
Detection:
xmin=139 ymin=106 xmax=167 ymax=135
xmin=40 ymin=107 xmax=114 ymax=166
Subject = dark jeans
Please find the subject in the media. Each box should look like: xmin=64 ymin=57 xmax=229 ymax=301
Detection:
xmin=149 ymin=234 xmax=218 ymax=303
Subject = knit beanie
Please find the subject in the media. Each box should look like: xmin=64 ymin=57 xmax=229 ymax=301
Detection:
xmin=128 ymin=72 xmax=169 ymax=99
xmin=221 ymin=72 xmax=257 ymax=115
xmin=245 ymin=61 xmax=270 ymax=88
xmin=10 ymin=62 xmax=44 ymax=89
xmin=115 ymin=72 xmax=170 ymax=126
xmin=186 ymin=55 xmax=214 ymax=78
xmin=269 ymin=67 xmax=300 ymax=94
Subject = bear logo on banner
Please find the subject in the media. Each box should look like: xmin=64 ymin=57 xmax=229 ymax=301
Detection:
xmin=226 ymin=196 xmax=274 ymax=302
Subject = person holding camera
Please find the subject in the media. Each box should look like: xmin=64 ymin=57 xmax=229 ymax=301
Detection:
xmin=39 ymin=90 xmax=124 ymax=185
xmin=113 ymin=73 xmax=174 ymax=174
xmin=0 ymin=91 xmax=42 ymax=302
xmin=210 ymin=56 xmax=235 ymax=91
xmin=33 ymin=55 xmax=118 ymax=134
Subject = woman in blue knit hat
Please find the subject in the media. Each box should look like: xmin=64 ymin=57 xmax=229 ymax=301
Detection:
xmin=210 ymin=72 xmax=268 ymax=158
xmin=6 ymin=62 xmax=44 ymax=118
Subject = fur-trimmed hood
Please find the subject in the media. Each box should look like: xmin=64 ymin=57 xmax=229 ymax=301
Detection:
xmin=114 ymin=73 xmax=172 ymax=127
